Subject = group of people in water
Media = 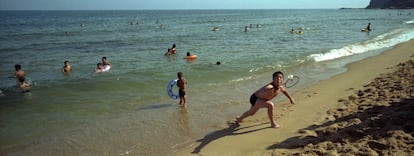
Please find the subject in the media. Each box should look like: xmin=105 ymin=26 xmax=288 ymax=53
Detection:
xmin=95 ymin=57 xmax=112 ymax=73
xmin=164 ymin=44 xmax=199 ymax=60
xmin=14 ymin=64 xmax=30 ymax=92
xmin=13 ymin=56 xmax=112 ymax=92
xmin=61 ymin=56 xmax=111 ymax=73
xmin=164 ymin=44 xmax=177 ymax=56
xmin=289 ymin=27 xmax=305 ymax=35
xmin=289 ymin=22 xmax=372 ymax=35
xmin=244 ymin=24 xmax=263 ymax=32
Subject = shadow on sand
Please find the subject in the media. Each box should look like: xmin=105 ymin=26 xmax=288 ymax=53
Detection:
xmin=136 ymin=103 xmax=176 ymax=111
xmin=192 ymin=122 xmax=271 ymax=154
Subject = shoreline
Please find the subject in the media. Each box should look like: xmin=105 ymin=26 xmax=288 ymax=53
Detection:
xmin=172 ymin=39 xmax=414 ymax=156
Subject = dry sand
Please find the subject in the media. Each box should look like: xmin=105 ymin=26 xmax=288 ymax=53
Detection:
xmin=172 ymin=40 xmax=414 ymax=156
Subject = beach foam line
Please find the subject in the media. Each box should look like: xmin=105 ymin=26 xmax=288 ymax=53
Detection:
xmin=309 ymin=27 xmax=414 ymax=62
xmin=405 ymin=20 xmax=414 ymax=24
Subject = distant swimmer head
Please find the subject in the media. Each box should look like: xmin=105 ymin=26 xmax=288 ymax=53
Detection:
xmin=14 ymin=64 xmax=21 ymax=71
xmin=186 ymin=52 xmax=191 ymax=56
xmin=216 ymin=61 xmax=221 ymax=65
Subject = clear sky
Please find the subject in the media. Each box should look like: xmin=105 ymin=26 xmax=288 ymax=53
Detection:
xmin=0 ymin=0 xmax=371 ymax=10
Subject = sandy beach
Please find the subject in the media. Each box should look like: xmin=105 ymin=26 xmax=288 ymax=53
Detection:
xmin=173 ymin=39 xmax=414 ymax=156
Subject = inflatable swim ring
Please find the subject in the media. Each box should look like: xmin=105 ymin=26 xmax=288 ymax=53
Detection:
xmin=167 ymin=79 xmax=179 ymax=99
xmin=103 ymin=65 xmax=111 ymax=72
xmin=95 ymin=65 xmax=111 ymax=73
xmin=361 ymin=29 xmax=370 ymax=32
xmin=185 ymin=55 xmax=197 ymax=60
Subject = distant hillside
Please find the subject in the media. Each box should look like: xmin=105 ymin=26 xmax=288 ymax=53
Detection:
xmin=366 ymin=0 xmax=414 ymax=9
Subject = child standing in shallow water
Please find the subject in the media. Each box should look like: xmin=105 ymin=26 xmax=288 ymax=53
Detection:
xmin=236 ymin=71 xmax=295 ymax=128
xmin=177 ymin=72 xmax=187 ymax=108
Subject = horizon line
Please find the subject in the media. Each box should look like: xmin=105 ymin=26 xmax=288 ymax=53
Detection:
xmin=0 ymin=8 xmax=367 ymax=11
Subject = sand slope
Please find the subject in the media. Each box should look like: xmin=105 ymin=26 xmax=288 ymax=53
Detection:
xmin=173 ymin=40 xmax=414 ymax=156
xmin=272 ymin=60 xmax=414 ymax=156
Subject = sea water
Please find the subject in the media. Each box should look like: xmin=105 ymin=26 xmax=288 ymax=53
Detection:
xmin=0 ymin=9 xmax=413 ymax=155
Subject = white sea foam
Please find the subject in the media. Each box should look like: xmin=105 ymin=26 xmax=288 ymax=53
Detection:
xmin=310 ymin=28 xmax=414 ymax=62
xmin=405 ymin=20 xmax=414 ymax=24
xmin=230 ymin=76 xmax=252 ymax=82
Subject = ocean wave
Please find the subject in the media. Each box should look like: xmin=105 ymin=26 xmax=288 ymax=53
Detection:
xmin=309 ymin=28 xmax=414 ymax=62
xmin=405 ymin=20 xmax=414 ymax=24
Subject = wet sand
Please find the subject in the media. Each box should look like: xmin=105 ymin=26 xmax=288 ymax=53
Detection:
xmin=172 ymin=39 xmax=414 ymax=156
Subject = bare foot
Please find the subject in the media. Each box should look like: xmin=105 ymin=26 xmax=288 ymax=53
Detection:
xmin=271 ymin=123 xmax=281 ymax=128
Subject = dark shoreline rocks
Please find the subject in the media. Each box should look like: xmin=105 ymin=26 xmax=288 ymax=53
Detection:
xmin=366 ymin=0 xmax=414 ymax=9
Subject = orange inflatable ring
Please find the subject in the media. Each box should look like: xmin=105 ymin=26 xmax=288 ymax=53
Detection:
xmin=185 ymin=55 xmax=197 ymax=60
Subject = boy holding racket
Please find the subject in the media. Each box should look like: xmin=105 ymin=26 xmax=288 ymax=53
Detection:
xmin=236 ymin=71 xmax=295 ymax=128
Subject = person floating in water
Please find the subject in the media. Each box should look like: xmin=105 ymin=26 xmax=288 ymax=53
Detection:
xmin=101 ymin=56 xmax=111 ymax=71
xmin=170 ymin=44 xmax=177 ymax=54
xmin=184 ymin=52 xmax=197 ymax=60
xmin=235 ymin=71 xmax=295 ymax=128
xmin=14 ymin=64 xmax=30 ymax=92
xmin=18 ymin=77 xmax=30 ymax=92
xmin=165 ymin=44 xmax=177 ymax=56
xmin=62 ymin=60 xmax=72 ymax=73
xmin=14 ymin=64 xmax=25 ymax=82
xmin=95 ymin=63 xmax=104 ymax=73
xmin=102 ymin=56 xmax=111 ymax=67
xmin=362 ymin=22 xmax=371 ymax=32
xmin=165 ymin=48 xmax=172 ymax=56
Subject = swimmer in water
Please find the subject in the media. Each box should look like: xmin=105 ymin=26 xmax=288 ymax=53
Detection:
xmin=95 ymin=63 xmax=104 ymax=73
xmin=14 ymin=64 xmax=26 ymax=83
xmin=18 ymin=77 xmax=31 ymax=92
xmin=170 ymin=44 xmax=177 ymax=54
xmin=165 ymin=48 xmax=172 ymax=56
xmin=102 ymin=56 xmax=111 ymax=67
xmin=62 ymin=60 xmax=72 ymax=73
xmin=365 ymin=22 xmax=371 ymax=31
